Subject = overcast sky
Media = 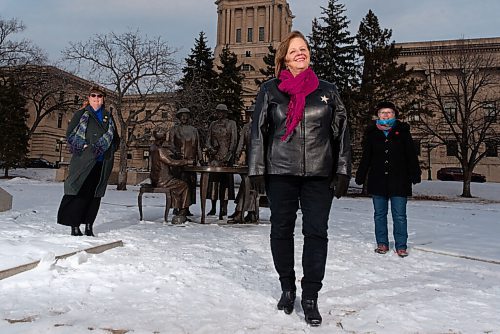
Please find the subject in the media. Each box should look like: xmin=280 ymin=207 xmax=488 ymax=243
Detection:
xmin=1 ymin=0 xmax=499 ymax=65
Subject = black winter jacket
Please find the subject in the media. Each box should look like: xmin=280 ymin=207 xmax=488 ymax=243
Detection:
xmin=248 ymin=78 xmax=351 ymax=178
xmin=355 ymin=120 xmax=421 ymax=197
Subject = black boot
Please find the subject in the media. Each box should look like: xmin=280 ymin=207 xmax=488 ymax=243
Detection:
xmin=277 ymin=291 xmax=296 ymax=315
xmin=228 ymin=210 xmax=241 ymax=219
xmin=84 ymin=224 xmax=95 ymax=237
xmin=244 ymin=211 xmax=258 ymax=224
xmin=71 ymin=226 xmax=83 ymax=236
xmin=301 ymin=299 xmax=322 ymax=326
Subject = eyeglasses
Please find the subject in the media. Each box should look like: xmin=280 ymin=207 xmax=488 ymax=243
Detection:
xmin=90 ymin=93 xmax=103 ymax=98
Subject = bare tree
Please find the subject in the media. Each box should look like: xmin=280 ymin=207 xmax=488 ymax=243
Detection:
xmin=417 ymin=39 xmax=500 ymax=197
xmin=62 ymin=29 xmax=179 ymax=190
xmin=0 ymin=16 xmax=46 ymax=66
xmin=8 ymin=65 xmax=82 ymax=138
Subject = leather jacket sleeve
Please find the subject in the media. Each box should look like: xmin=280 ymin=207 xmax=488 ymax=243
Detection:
xmin=331 ymin=87 xmax=352 ymax=177
xmin=248 ymin=85 xmax=269 ymax=176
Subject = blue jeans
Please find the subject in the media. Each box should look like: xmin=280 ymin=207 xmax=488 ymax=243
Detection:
xmin=372 ymin=195 xmax=408 ymax=250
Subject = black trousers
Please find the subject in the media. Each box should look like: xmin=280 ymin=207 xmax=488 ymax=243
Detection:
xmin=57 ymin=162 xmax=103 ymax=227
xmin=267 ymin=175 xmax=333 ymax=300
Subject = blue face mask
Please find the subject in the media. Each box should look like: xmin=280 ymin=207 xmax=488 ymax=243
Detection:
xmin=376 ymin=118 xmax=396 ymax=126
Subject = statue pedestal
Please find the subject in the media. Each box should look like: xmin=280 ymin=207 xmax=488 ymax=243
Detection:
xmin=0 ymin=187 xmax=12 ymax=212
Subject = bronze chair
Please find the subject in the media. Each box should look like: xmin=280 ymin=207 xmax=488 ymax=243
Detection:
xmin=138 ymin=184 xmax=173 ymax=222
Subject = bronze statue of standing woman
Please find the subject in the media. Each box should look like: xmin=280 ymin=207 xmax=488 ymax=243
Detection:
xmin=205 ymin=103 xmax=238 ymax=217
xmin=169 ymin=108 xmax=203 ymax=216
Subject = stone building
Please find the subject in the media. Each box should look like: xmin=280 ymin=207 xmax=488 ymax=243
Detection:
xmin=17 ymin=65 xmax=176 ymax=183
xmin=396 ymin=37 xmax=500 ymax=182
xmin=214 ymin=0 xmax=293 ymax=106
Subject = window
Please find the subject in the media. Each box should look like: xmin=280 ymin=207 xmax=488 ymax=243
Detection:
xmin=161 ymin=111 xmax=169 ymax=119
xmin=236 ymin=28 xmax=242 ymax=43
xmin=74 ymin=95 xmax=80 ymax=105
xmin=444 ymin=101 xmax=457 ymax=122
xmin=145 ymin=110 xmax=151 ymax=119
xmin=485 ymin=141 xmax=498 ymax=157
xmin=408 ymin=102 xmax=421 ymax=122
xmin=259 ymin=27 xmax=265 ymax=41
xmin=57 ymin=113 xmax=63 ymax=128
xmin=446 ymin=140 xmax=458 ymax=156
xmin=484 ymin=102 xmax=497 ymax=123
xmin=127 ymin=152 xmax=132 ymax=160
xmin=127 ymin=128 xmax=133 ymax=141
xmin=245 ymin=50 xmax=251 ymax=57
xmin=59 ymin=91 xmax=65 ymax=102
xmin=247 ymin=28 xmax=253 ymax=42
xmin=241 ymin=64 xmax=255 ymax=71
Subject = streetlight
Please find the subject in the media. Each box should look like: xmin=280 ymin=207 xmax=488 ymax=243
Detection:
xmin=56 ymin=138 xmax=65 ymax=168
xmin=143 ymin=150 xmax=150 ymax=171
xmin=426 ymin=142 xmax=439 ymax=180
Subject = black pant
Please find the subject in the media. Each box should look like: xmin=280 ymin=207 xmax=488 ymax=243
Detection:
xmin=267 ymin=175 xmax=333 ymax=300
xmin=57 ymin=162 xmax=103 ymax=227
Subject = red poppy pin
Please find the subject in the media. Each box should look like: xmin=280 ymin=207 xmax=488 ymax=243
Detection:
xmin=395 ymin=131 xmax=399 ymax=135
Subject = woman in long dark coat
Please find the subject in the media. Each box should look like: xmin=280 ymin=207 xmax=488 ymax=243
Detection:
xmin=355 ymin=101 xmax=421 ymax=257
xmin=57 ymin=85 xmax=119 ymax=236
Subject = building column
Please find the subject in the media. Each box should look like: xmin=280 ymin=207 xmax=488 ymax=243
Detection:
xmin=229 ymin=8 xmax=235 ymax=44
xmin=265 ymin=5 xmax=270 ymax=43
xmin=272 ymin=4 xmax=279 ymax=42
xmin=253 ymin=6 xmax=258 ymax=44
xmin=217 ymin=10 xmax=222 ymax=45
xmin=225 ymin=8 xmax=231 ymax=44
xmin=242 ymin=7 xmax=247 ymax=44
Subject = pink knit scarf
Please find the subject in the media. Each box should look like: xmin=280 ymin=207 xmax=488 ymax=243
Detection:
xmin=278 ymin=67 xmax=319 ymax=141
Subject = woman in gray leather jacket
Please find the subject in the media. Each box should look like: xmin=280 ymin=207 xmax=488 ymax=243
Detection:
xmin=248 ymin=31 xmax=351 ymax=326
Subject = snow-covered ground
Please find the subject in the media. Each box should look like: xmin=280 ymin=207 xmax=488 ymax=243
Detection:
xmin=1 ymin=169 xmax=499 ymax=333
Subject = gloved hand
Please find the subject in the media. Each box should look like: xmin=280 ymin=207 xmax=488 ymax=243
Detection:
xmin=332 ymin=174 xmax=350 ymax=199
xmin=92 ymin=140 xmax=107 ymax=157
xmin=249 ymin=175 xmax=266 ymax=194
xmin=411 ymin=175 xmax=421 ymax=185
xmin=355 ymin=173 xmax=364 ymax=186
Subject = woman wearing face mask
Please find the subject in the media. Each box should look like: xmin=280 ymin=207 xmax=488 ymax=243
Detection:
xmin=248 ymin=31 xmax=351 ymax=326
xmin=355 ymin=101 xmax=421 ymax=257
xmin=57 ymin=85 xmax=120 ymax=237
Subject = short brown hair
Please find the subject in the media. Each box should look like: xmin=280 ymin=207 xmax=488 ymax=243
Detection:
xmin=274 ymin=31 xmax=310 ymax=77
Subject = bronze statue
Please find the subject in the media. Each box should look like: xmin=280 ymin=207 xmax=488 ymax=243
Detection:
xmin=205 ymin=103 xmax=238 ymax=217
xmin=228 ymin=105 xmax=258 ymax=224
xmin=150 ymin=131 xmax=193 ymax=224
xmin=169 ymin=108 xmax=203 ymax=215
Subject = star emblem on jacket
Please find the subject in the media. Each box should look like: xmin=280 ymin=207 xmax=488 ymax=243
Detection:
xmin=321 ymin=95 xmax=329 ymax=104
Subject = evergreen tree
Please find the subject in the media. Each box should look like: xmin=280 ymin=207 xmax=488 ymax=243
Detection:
xmin=354 ymin=10 xmax=422 ymax=128
xmin=254 ymin=44 xmax=276 ymax=87
xmin=176 ymin=31 xmax=219 ymax=140
xmin=0 ymin=79 xmax=29 ymax=178
xmin=308 ymin=0 xmax=357 ymax=96
xmin=216 ymin=45 xmax=244 ymax=126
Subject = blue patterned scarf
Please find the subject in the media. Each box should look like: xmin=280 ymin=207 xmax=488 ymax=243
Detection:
xmin=67 ymin=108 xmax=115 ymax=157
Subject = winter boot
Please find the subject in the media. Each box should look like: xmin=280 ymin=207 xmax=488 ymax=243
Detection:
xmin=277 ymin=290 xmax=296 ymax=315
xmin=301 ymin=299 xmax=322 ymax=326
xmin=71 ymin=226 xmax=83 ymax=236
xmin=171 ymin=215 xmax=187 ymax=225
xmin=84 ymin=224 xmax=95 ymax=237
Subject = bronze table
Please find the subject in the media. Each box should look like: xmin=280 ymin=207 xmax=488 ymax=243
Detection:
xmin=183 ymin=165 xmax=248 ymax=224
